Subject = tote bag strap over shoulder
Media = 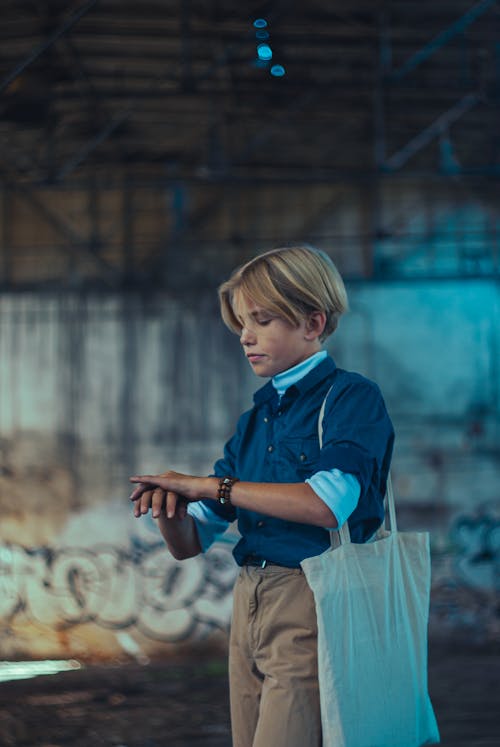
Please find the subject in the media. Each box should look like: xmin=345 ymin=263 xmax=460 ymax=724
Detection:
xmin=317 ymin=384 xmax=397 ymax=549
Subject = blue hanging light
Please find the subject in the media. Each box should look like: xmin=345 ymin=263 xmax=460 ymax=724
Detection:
xmin=270 ymin=64 xmax=286 ymax=77
xmin=257 ymin=43 xmax=273 ymax=61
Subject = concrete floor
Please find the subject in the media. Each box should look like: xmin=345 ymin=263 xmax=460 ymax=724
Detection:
xmin=0 ymin=642 xmax=497 ymax=746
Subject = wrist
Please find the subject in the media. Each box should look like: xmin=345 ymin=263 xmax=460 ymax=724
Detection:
xmin=216 ymin=476 xmax=240 ymax=506
xmin=204 ymin=476 xmax=220 ymax=501
xmin=184 ymin=475 xmax=217 ymax=502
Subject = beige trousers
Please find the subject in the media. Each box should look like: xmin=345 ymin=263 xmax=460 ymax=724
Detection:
xmin=229 ymin=565 xmax=322 ymax=747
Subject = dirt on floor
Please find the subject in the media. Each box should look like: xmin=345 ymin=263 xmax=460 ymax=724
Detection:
xmin=0 ymin=641 xmax=498 ymax=747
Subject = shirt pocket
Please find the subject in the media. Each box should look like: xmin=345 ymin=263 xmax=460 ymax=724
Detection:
xmin=279 ymin=436 xmax=320 ymax=481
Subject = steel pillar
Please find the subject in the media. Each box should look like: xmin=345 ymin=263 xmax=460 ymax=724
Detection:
xmin=1 ymin=188 xmax=11 ymax=287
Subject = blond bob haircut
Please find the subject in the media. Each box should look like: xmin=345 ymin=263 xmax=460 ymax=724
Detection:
xmin=218 ymin=246 xmax=348 ymax=342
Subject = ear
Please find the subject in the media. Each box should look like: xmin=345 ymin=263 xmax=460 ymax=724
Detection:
xmin=304 ymin=311 xmax=327 ymax=341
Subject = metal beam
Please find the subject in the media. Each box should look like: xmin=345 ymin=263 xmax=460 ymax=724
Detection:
xmin=1 ymin=188 xmax=11 ymax=286
xmin=122 ymin=178 xmax=135 ymax=280
xmin=383 ymin=92 xmax=480 ymax=172
xmin=56 ymin=108 xmax=132 ymax=181
xmin=52 ymin=2 xmax=294 ymax=181
xmin=374 ymin=11 xmax=391 ymax=169
xmin=140 ymin=73 xmax=337 ymax=275
xmin=180 ymin=0 xmax=193 ymax=90
xmin=389 ymin=0 xmax=497 ymax=82
xmin=293 ymin=186 xmax=348 ymax=239
xmin=0 ymin=0 xmax=99 ymax=95
xmin=8 ymin=167 xmax=500 ymax=189
xmin=50 ymin=21 xmax=241 ymax=180
xmin=60 ymin=34 xmax=130 ymax=167
xmin=0 ymin=175 xmax=117 ymax=285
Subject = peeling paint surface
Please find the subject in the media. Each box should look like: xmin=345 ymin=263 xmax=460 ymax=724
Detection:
xmin=0 ymin=286 xmax=498 ymax=657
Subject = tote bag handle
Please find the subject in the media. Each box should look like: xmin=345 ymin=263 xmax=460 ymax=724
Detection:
xmin=317 ymin=385 xmax=396 ymax=549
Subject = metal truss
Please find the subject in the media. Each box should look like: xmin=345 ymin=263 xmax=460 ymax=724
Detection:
xmin=388 ymin=0 xmax=497 ymax=83
xmin=0 ymin=0 xmax=99 ymax=95
xmin=371 ymin=1 xmax=500 ymax=279
xmin=0 ymin=2 xmax=498 ymax=288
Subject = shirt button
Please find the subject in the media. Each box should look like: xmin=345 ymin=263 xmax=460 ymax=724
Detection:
xmin=257 ymin=521 xmax=265 ymax=528
xmin=300 ymin=453 xmax=307 ymax=462
xmin=267 ymin=445 xmax=274 ymax=452
xmin=264 ymin=417 xmax=269 ymax=423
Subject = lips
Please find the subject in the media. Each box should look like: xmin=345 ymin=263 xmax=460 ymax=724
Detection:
xmin=247 ymin=354 xmax=265 ymax=363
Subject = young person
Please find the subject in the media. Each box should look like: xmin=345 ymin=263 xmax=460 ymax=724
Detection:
xmin=129 ymin=245 xmax=394 ymax=747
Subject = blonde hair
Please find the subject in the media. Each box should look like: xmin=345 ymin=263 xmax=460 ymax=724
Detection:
xmin=218 ymin=246 xmax=348 ymax=342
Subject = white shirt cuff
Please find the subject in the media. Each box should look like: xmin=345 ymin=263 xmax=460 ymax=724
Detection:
xmin=305 ymin=469 xmax=361 ymax=529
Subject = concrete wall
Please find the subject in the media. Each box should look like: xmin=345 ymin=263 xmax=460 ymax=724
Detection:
xmin=0 ymin=280 xmax=498 ymax=659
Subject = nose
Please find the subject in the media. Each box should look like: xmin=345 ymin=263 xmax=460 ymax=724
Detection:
xmin=240 ymin=325 xmax=255 ymax=346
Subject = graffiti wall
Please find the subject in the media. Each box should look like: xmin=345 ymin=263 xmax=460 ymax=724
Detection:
xmin=429 ymin=505 xmax=499 ymax=642
xmin=0 ymin=283 xmax=498 ymax=659
xmin=0 ymin=523 xmax=238 ymax=660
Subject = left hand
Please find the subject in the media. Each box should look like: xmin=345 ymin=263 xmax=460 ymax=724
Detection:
xmin=129 ymin=471 xmax=203 ymax=519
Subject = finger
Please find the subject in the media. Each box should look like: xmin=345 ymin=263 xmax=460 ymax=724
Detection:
xmin=134 ymin=488 xmax=151 ymax=517
xmin=129 ymin=482 xmax=149 ymax=502
xmin=166 ymin=491 xmax=179 ymax=519
xmin=141 ymin=486 xmax=156 ymax=515
xmin=152 ymin=488 xmax=166 ymax=519
xmin=137 ymin=488 xmax=154 ymax=517
xmin=130 ymin=475 xmax=171 ymax=495
xmin=130 ymin=475 xmax=161 ymax=485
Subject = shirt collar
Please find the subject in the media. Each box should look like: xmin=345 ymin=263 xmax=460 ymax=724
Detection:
xmin=253 ymin=353 xmax=336 ymax=405
xmin=272 ymin=350 xmax=328 ymax=398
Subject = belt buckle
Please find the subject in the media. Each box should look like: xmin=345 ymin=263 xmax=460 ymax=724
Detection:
xmin=260 ymin=559 xmax=267 ymax=568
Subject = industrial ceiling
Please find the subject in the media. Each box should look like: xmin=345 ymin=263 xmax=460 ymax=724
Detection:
xmin=0 ymin=1 xmax=498 ymax=288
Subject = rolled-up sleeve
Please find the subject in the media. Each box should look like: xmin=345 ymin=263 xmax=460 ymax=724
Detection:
xmin=306 ymin=469 xmax=360 ymax=528
xmin=187 ymin=502 xmax=231 ymax=552
xmin=318 ymin=378 xmax=394 ymax=497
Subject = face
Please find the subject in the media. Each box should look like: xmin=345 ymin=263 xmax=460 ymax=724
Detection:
xmin=233 ymin=292 xmax=323 ymax=378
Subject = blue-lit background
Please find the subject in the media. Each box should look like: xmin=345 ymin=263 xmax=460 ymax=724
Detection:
xmin=0 ymin=3 xmax=498 ymax=744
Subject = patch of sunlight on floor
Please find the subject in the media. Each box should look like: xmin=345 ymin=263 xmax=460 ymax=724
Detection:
xmin=0 ymin=659 xmax=82 ymax=682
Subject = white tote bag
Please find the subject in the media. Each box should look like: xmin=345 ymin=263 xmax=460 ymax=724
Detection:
xmin=301 ymin=393 xmax=440 ymax=747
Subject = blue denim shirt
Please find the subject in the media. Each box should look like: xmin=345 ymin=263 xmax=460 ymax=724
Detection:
xmin=202 ymin=356 xmax=394 ymax=567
